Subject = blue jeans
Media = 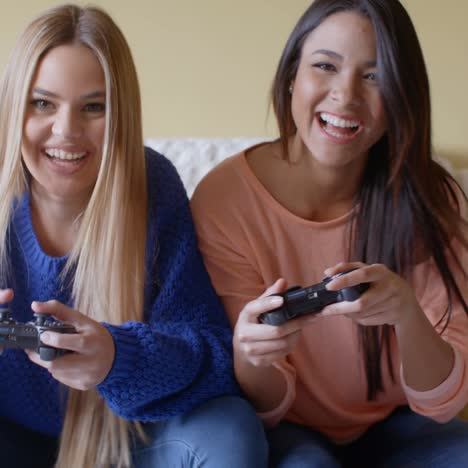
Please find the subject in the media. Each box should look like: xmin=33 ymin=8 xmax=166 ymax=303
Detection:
xmin=0 ymin=396 xmax=267 ymax=468
xmin=132 ymin=395 xmax=268 ymax=467
xmin=266 ymin=406 xmax=468 ymax=467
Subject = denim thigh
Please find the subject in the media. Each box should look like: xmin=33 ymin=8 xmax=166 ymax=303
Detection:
xmin=344 ymin=406 xmax=468 ymax=468
xmin=266 ymin=407 xmax=468 ymax=468
xmin=266 ymin=420 xmax=341 ymax=468
xmin=132 ymin=395 xmax=268 ymax=468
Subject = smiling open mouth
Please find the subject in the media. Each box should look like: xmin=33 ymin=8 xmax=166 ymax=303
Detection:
xmin=44 ymin=148 xmax=88 ymax=162
xmin=318 ymin=112 xmax=361 ymax=139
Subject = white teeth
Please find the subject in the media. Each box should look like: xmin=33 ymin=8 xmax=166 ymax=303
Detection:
xmin=323 ymin=127 xmax=349 ymax=139
xmin=45 ymin=149 xmax=87 ymax=160
xmin=320 ymin=112 xmax=360 ymax=128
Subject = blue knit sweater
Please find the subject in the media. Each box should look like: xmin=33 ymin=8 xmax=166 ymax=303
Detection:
xmin=0 ymin=147 xmax=238 ymax=437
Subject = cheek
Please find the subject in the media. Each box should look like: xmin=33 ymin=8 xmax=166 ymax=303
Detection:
xmin=22 ymin=119 xmax=37 ymax=146
xmin=21 ymin=123 xmax=37 ymax=166
xmin=291 ymin=77 xmax=323 ymax=124
xmin=291 ymin=92 xmax=314 ymax=127
xmin=376 ymin=110 xmax=387 ymax=137
xmin=22 ymin=116 xmax=48 ymax=148
xmin=90 ymin=121 xmax=106 ymax=149
xmin=371 ymin=97 xmax=387 ymax=135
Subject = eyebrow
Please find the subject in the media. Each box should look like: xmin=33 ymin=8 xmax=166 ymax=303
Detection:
xmin=311 ymin=49 xmax=376 ymax=67
xmin=31 ymin=87 xmax=106 ymax=100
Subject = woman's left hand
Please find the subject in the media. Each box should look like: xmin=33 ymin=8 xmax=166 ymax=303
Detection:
xmin=321 ymin=262 xmax=421 ymax=327
xmin=26 ymin=300 xmax=115 ymax=390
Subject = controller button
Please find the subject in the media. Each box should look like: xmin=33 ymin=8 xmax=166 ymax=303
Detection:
xmin=39 ymin=347 xmax=56 ymax=361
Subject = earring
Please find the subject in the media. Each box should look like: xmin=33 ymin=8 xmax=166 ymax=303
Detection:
xmin=289 ymin=84 xmax=293 ymax=94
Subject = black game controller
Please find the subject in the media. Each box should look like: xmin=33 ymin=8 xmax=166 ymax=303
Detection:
xmin=0 ymin=306 xmax=77 ymax=361
xmin=258 ymin=270 xmax=369 ymax=326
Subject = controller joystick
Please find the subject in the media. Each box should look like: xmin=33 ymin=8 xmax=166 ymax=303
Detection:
xmin=259 ymin=269 xmax=370 ymax=326
xmin=33 ymin=312 xmax=48 ymax=326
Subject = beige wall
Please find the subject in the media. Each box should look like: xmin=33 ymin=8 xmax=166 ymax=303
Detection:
xmin=1 ymin=1 xmax=467 ymax=163
xmin=401 ymin=0 xmax=468 ymax=165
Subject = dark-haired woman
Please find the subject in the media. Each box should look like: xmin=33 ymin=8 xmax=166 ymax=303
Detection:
xmin=191 ymin=0 xmax=468 ymax=466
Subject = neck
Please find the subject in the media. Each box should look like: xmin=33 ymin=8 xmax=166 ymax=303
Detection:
xmin=288 ymin=136 xmax=366 ymax=218
xmin=29 ymin=184 xmax=90 ymax=256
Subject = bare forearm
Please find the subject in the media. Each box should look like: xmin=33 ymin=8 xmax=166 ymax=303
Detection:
xmin=396 ymin=305 xmax=454 ymax=391
xmin=234 ymin=353 xmax=288 ymax=412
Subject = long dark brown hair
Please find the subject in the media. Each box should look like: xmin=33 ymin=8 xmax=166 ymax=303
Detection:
xmin=271 ymin=0 xmax=468 ymax=399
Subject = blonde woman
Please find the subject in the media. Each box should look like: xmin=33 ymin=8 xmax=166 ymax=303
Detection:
xmin=0 ymin=4 xmax=267 ymax=468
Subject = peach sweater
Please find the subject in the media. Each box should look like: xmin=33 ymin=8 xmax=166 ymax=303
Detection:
xmin=191 ymin=150 xmax=468 ymax=443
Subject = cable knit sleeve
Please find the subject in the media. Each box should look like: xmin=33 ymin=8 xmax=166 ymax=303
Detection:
xmin=96 ymin=148 xmax=239 ymax=420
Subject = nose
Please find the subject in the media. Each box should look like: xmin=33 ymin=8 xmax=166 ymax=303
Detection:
xmin=51 ymin=106 xmax=82 ymax=139
xmin=330 ymin=72 xmax=361 ymax=107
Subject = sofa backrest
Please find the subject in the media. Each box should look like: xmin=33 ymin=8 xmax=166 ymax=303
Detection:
xmin=146 ymin=137 xmax=263 ymax=196
xmin=145 ymin=138 xmax=468 ymax=207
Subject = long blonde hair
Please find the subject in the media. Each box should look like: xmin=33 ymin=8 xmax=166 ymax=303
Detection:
xmin=0 ymin=4 xmax=148 ymax=467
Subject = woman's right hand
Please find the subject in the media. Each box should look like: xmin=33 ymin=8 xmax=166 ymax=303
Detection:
xmin=233 ymin=279 xmax=317 ymax=367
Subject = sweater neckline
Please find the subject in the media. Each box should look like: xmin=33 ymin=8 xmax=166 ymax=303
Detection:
xmin=236 ymin=147 xmax=357 ymax=228
xmin=14 ymin=192 xmax=69 ymax=266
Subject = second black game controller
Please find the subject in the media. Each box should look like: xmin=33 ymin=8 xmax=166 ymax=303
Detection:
xmin=0 ymin=306 xmax=77 ymax=361
xmin=259 ymin=270 xmax=369 ymax=326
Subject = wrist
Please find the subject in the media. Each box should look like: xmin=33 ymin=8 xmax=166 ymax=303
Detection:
xmin=395 ymin=302 xmax=455 ymax=391
xmin=394 ymin=299 xmax=425 ymax=336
